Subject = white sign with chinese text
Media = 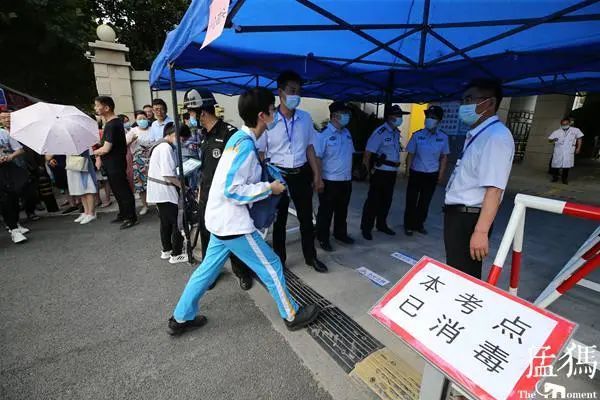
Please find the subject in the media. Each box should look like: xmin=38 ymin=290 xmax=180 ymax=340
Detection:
xmin=201 ymin=0 xmax=230 ymax=49
xmin=370 ymin=257 xmax=576 ymax=400
xmin=356 ymin=267 xmax=390 ymax=287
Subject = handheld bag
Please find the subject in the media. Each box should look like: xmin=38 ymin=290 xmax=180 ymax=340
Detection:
xmin=236 ymin=136 xmax=285 ymax=230
xmin=65 ymin=155 xmax=88 ymax=172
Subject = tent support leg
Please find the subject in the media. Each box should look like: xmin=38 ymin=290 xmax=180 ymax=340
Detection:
xmin=169 ymin=64 xmax=194 ymax=264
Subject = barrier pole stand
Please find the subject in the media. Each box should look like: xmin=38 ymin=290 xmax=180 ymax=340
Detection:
xmin=487 ymin=203 xmax=526 ymax=286
xmin=419 ymin=364 xmax=450 ymax=400
xmin=509 ymin=209 xmax=526 ymax=295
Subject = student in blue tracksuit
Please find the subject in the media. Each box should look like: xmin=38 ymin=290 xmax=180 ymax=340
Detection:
xmin=167 ymin=87 xmax=320 ymax=336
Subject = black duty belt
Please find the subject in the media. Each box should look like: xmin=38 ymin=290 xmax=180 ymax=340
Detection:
xmin=379 ymin=159 xmax=400 ymax=167
xmin=443 ymin=205 xmax=482 ymax=214
xmin=275 ymin=164 xmax=305 ymax=175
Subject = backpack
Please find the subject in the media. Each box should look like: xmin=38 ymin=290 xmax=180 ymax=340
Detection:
xmin=235 ymin=135 xmax=285 ymax=230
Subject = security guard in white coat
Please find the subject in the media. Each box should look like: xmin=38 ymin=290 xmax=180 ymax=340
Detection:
xmin=444 ymin=79 xmax=514 ymax=279
xmin=548 ymin=118 xmax=583 ymax=184
xmin=360 ymin=104 xmax=410 ymax=240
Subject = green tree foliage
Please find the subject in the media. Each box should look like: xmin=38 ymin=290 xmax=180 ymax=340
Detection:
xmin=93 ymin=0 xmax=189 ymax=70
xmin=0 ymin=0 xmax=190 ymax=107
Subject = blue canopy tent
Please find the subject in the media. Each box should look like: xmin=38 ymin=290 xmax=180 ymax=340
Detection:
xmin=150 ymin=0 xmax=600 ymax=102
xmin=152 ymin=0 xmax=600 ymax=264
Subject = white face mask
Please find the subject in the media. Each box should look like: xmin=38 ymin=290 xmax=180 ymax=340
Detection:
xmin=459 ymin=98 xmax=490 ymax=126
xmin=284 ymin=95 xmax=301 ymax=110
xmin=425 ymin=118 xmax=439 ymax=130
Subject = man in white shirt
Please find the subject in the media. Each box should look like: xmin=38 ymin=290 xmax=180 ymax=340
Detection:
xmin=146 ymin=122 xmax=188 ymax=265
xmin=167 ymin=87 xmax=319 ymax=336
xmin=548 ymin=118 xmax=583 ymax=184
xmin=149 ymin=98 xmax=174 ymax=141
xmin=444 ymin=79 xmax=515 ymax=279
xmin=257 ymin=70 xmax=327 ymax=273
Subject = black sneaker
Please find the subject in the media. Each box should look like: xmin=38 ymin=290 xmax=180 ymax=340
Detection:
xmin=416 ymin=227 xmax=428 ymax=235
xmin=362 ymin=230 xmax=373 ymax=240
xmin=306 ymin=258 xmax=328 ymax=273
xmin=334 ymin=235 xmax=355 ymax=245
xmin=239 ymin=275 xmax=253 ymax=291
xmin=319 ymin=240 xmax=333 ymax=252
xmin=61 ymin=206 xmax=80 ymax=215
xmin=167 ymin=315 xmax=207 ymax=336
xmin=120 ymin=219 xmax=138 ymax=230
xmin=404 ymin=228 xmax=414 ymax=236
xmin=377 ymin=226 xmax=396 ymax=236
xmin=284 ymin=304 xmax=320 ymax=331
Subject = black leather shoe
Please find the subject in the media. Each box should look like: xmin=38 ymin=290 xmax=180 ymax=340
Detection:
xmin=207 ymin=272 xmax=223 ymax=290
xmin=306 ymin=258 xmax=328 ymax=273
xmin=377 ymin=226 xmax=396 ymax=235
xmin=111 ymin=215 xmax=124 ymax=223
xmin=404 ymin=228 xmax=414 ymax=236
xmin=239 ymin=275 xmax=253 ymax=291
xmin=319 ymin=240 xmax=333 ymax=252
xmin=167 ymin=315 xmax=207 ymax=336
xmin=334 ymin=235 xmax=355 ymax=244
xmin=416 ymin=227 xmax=428 ymax=235
xmin=284 ymin=304 xmax=320 ymax=331
xmin=362 ymin=230 xmax=373 ymax=240
xmin=119 ymin=219 xmax=138 ymax=230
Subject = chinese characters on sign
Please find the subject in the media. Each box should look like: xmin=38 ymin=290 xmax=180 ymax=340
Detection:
xmin=370 ymin=257 xmax=577 ymax=400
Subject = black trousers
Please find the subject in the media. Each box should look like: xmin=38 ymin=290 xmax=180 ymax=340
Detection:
xmin=198 ymin=196 xmax=251 ymax=279
xmin=404 ymin=170 xmax=438 ymax=230
xmin=444 ymin=209 xmax=492 ymax=279
xmin=106 ymin=168 xmax=136 ymax=221
xmin=21 ymin=177 xmax=39 ymax=216
xmin=273 ymin=164 xmax=316 ymax=264
xmin=0 ymin=190 xmax=20 ymax=229
xmin=157 ymin=202 xmax=183 ymax=256
xmin=317 ymin=180 xmax=352 ymax=242
xmin=551 ymin=167 xmax=570 ymax=183
xmin=361 ymin=169 xmax=397 ymax=232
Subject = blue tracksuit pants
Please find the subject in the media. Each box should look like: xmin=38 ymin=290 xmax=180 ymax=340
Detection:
xmin=173 ymin=231 xmax=299 ymax=321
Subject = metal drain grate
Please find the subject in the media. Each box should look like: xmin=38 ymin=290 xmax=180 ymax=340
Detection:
xmin=284 ymin=269 xmax=384 ymax=373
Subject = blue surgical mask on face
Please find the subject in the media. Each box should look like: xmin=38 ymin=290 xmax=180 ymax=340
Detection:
xmin=392 ymin=116 xmax=403 ymax=127
xmin=137 ymin=119 xmax=149 ymax=129
xmin=267 ymin=111 xmax=279 ymax=130
xmin=284 ymin=95 xmax=301 ymax=110
xmin=189 ymin=117 xmax=198 ymax=127
xmin=338 ymin=113 xmax=350 ymax=127
xmin=459 ymin=98 xmax=489 ymax=126
xmin=561 ymin=125 xmax=570 ymax=131
xmin=425 ymin=118 xmax=439 ymax=131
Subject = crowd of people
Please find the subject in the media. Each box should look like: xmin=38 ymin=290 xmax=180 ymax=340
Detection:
xmin=7 ymin=69 xmax=576 ymax=336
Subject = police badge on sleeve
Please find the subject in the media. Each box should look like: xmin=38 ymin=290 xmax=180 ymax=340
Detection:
xmin=212 ymin=148 xmax=221 ymax=158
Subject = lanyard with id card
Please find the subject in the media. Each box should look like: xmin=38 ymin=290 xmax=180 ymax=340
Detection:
xmin=279 ymin=110 xmax=296 ymax=167
xmin=445 ymin=119 xmax=500 ymax=192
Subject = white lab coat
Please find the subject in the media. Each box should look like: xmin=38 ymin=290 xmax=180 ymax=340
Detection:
xmin=548 ymin=127 xmax=584 ymax=168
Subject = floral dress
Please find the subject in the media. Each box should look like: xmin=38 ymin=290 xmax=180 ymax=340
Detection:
xmin=127 ymin=128 xmax=155 ymax=193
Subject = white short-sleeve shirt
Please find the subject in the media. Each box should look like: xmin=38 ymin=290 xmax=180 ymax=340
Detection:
xmin=445 ymin=116 xmax=515 ymax=207
xmin=146 ymin=142 xmax=179 ymax=205
xmin=256 ymin=108 xmax=316 ymax=168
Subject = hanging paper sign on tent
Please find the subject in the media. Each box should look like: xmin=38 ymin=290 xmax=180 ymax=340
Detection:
xmin=201 ymin=0 xmax=230 ymax=49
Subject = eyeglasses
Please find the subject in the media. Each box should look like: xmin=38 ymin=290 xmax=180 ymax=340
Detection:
xmin=461 ymin=96 xmax=490 ymax=104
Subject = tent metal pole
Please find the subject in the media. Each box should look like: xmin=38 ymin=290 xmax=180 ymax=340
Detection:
xmin=225 ymin=0 xmax=247 ymax=28
xmin=255 ymin=74 xmax=259 ymax=87
xmin=169 ymin=64 xmax=194 ymax=264
xmin=425 ymin=0 xmax=599 ymax=66
xmin=296 ymin=0 xmax=418 ymax=67
xmin=418 ymin=0 xmax=431 ymax=67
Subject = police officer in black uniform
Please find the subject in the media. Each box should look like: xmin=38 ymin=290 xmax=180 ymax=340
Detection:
xmin=183 ymin=88 xmax=253 ymax=290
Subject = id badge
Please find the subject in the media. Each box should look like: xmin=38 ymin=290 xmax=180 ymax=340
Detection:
xmin=445 ymin=158 xmax=460 ymax=192
xmin=282 ymin=153 xmax=294 ymax=168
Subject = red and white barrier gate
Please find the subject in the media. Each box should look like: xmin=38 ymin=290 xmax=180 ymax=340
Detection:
xmin=486 ymin=194 xmax=600 ymax=308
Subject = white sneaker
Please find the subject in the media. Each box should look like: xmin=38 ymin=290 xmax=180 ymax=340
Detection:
xmin=169 ymin=254 xmax=189 ymax=264
xmin=15 ymin=224 xmax=30 ymax=234
xmin=160 ymin=250 xmax=172 ymax=260
xmin=80 ymin=214 xmax=97 ymax=225
xmin=10 ymin=230 xmax=27 ymax=244
xmin=139 ymin=206 xmax=148 ymax=216
xmin=74 ymin=214 xmax=85 ymax=223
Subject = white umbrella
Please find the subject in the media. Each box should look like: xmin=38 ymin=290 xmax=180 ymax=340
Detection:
xmin=9 ymin=102 xmax=99 ymax=155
